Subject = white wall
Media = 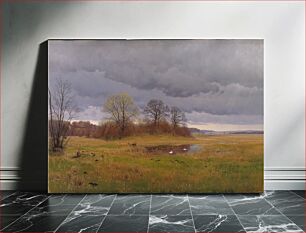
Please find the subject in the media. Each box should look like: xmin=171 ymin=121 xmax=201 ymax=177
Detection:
xmin=1 ymin=1 xmax=304 ymax=190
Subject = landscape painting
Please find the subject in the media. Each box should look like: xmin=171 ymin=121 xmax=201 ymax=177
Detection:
xmin=48 ymin=39 xmax=263 ymax=193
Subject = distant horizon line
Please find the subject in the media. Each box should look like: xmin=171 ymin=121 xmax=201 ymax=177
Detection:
xmin=68 ymin=119 xmax=263 ymax=132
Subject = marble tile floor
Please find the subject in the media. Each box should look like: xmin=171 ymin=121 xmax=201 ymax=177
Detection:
xmin=0 ymin=191 xmax=304 ymax=232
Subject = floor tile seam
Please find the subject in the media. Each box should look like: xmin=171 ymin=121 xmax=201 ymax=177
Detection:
xmin=222 ymin=194 xmax=247 ymax=233
xmin=289 ymin=190 xmax=306 ymax=200
xmin=0 ymin=191 xmax=17 ymax=202
xmin=146 ymin=194 xmax=152 ymax=233
xmin=54 ymin=194 xmax=87 ymax=232
xmin=96 ymin=194 xmax=117 ymax=232
xmin=0 ymin=195 xmax=50 ymax=231
xmin=263 ymin=196 xmax=304 ymax=232
xmin=187 ymin=194 xmax=197 ymax=233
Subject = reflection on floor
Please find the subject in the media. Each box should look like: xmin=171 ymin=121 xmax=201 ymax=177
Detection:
xmin=0 ymin=190 xmax=304 ymax=232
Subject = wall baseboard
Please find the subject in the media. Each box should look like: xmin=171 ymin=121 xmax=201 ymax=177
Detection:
xmin=264 ymin=180 xmax=305 ymax=190
xmin=263 ymin=167 xmax=305 ymax=190
xmin=1 ymin=167 xmax=305 ymax=191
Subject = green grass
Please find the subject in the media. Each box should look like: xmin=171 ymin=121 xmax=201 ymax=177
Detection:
xmin=48 ymin=134 xmax=263 ymax=193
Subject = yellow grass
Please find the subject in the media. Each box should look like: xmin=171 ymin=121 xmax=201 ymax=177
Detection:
xmin=48 ymin=134 xmax=263 ymax=193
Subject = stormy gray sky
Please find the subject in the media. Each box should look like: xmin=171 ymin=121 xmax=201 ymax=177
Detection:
xmin=49 ymin=39 xmax=263 ymax=131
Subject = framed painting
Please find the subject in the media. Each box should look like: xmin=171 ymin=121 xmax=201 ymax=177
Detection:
xmin=48 ymin=39 xmax=263 ymax=193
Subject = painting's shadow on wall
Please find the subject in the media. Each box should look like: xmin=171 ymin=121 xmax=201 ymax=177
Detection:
xmin=17 ymin=41 xmax=48 ymax=191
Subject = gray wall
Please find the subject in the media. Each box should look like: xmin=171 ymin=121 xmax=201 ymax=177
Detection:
xmin=1 ymin=1 xmax=304 ymax=190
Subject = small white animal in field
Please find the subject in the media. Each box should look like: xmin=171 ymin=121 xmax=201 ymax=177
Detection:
xmin=169 ymin=150 xmax=174 ymax=154
xmin=183 ymin=148 xmax=187 ymax=151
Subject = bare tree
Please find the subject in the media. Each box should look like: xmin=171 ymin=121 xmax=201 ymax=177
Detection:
xmin=170 ymin=106 xmax=187 ymax=129
xmin=103 ymin=93 xmax=138 ymax=137
xmin=144 ymin=99 xmax=169 ymax=127
xmin=49 ymin=79 xmax=76 ymax=151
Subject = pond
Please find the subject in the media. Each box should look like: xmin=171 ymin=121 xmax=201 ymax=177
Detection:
xmin=145 ymin=144 xmax=201 ymax=155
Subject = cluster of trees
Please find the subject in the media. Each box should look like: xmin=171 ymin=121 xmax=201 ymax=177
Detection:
xmin=49 ymin=79 xmax=190 ymax=151
xmin=68 ymin=119 xmax=190 ymax=140
xmin=103 ymin=93 xmax=188 ymax=138
xmin=68 ymin=93 xmax=190 ymax=140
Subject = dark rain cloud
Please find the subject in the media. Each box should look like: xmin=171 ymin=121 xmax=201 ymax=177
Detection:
xmin=49 ymin=39 xmax=263 ymax=125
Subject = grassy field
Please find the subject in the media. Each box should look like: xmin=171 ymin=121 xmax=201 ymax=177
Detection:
xmin=48 ymin=134 xmax=263 ymax=193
